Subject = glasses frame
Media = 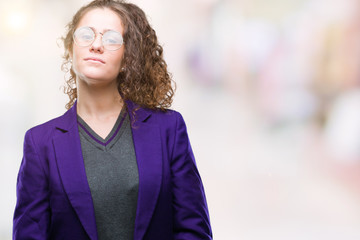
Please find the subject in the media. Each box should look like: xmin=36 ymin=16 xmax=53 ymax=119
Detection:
xmin=73 ymin=26 xmax=124 ymax=51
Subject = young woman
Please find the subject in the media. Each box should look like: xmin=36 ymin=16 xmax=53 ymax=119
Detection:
xmin=13 ymin=0 xmax=212 ymax=239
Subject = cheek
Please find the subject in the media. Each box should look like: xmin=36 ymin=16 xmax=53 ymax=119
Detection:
xmin=72 ymin=49 xmax=85 ymax=72
xmin=115 ymin=48 xmax=125 ymax=63
xmin=71 ymin=57 xmax=80 ymax=74
xmin=110 ymin=51 xmax=125 ymax=71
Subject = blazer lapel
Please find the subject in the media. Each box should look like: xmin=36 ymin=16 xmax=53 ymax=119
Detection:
xmin=52 ymin=103 xmax=98 ymax=240
xmin=128 ymin=101 xmax=163 ymax=240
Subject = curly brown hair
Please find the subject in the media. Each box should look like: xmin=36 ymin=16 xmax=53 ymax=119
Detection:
xmin=61 ymin=0 xmax=175 ymax=111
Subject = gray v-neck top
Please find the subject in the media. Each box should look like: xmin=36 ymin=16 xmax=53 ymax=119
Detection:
xmin=77 ymin=110 xmax=139 ymax=240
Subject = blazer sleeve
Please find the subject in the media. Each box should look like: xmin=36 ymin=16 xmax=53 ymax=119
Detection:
xmin=13 ymin=129 xmax=50 ymax=239
xmin=170 ymin=112 xmax=213 ymax=240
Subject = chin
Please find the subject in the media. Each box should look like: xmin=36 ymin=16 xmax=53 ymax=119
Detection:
xmin=80 ymin=73 xmax=117 ymax=86
xmin=75 ymin=67 xmax=118 ymax=84
xmin=79 ymin=69 xmax=106 ymax=80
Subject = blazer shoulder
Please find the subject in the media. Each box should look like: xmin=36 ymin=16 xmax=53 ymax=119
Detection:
xmin=25 ymin=112 xmax=69 ymax=144
xmin=149 ymin=107 xmax=183 ymax=119
xmin=128 ymin=100 xmax=184 ymax=125
xmin=148 ymin=108 xmax=185 ymax=126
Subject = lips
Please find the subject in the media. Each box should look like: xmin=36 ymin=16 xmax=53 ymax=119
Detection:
xmin=84 ymin=57 xmax=105 ymax=64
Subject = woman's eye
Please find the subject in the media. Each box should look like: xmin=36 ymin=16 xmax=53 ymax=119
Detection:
xmin=104 ymin=38 xmax=117 ymax=44
xmin=103 ymin=31 xmax=123 ymax=45
xmin=81 ymin=34 xmax=93 ymax=40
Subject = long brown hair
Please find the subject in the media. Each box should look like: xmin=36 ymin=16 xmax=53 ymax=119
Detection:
xmin=61 ymin=0 xmax=175 ymax=111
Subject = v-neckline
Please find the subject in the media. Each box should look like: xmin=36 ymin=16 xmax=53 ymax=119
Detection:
xmin=77 ymin=110 xmax=127 ymax=147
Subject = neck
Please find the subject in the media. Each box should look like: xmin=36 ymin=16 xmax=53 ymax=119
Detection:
xmin=76 ymin=78 xmax=123 ymax=119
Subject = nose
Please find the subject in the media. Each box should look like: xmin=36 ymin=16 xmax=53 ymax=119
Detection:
xmin=90 ymin=33 xmax=104 ymax=53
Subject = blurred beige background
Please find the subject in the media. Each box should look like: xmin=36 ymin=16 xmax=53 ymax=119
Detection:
xmin=2 ymin=0 xmax=360 ymax=239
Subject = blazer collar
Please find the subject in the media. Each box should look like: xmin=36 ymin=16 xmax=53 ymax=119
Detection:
xmin=54 ymin=101 xmax=78 ymax=132
xmin=125 ymin=99 xmax=152 ymax=123
xmin=55 ymin=100 xmax=152 ymax=132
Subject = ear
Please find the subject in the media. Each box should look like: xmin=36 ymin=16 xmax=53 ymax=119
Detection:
xmin=120 ymin=61 xmax=126 ymax=72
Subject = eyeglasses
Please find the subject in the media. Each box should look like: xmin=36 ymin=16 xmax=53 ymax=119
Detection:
xmin=73 ymin=26 xmax=124 ymax=51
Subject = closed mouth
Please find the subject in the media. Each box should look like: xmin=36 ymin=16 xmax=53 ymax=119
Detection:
xmin=84 ymin=57 xmax=105 ymax=64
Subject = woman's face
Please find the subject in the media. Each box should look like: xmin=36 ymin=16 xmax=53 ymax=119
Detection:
xmin=71 ymin=8 xmax=125 ymax=87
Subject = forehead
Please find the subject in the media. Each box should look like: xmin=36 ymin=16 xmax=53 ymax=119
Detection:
xmin=77 ymin=8 xmax=124 ymax=33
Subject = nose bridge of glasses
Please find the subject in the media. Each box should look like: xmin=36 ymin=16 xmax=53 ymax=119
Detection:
xmin=92 ymin=30 xmax=104 ymax=47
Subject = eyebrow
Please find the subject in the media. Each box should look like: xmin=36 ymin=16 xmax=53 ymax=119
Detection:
xmin=88 ymin=26 xmax=119 ymax=34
